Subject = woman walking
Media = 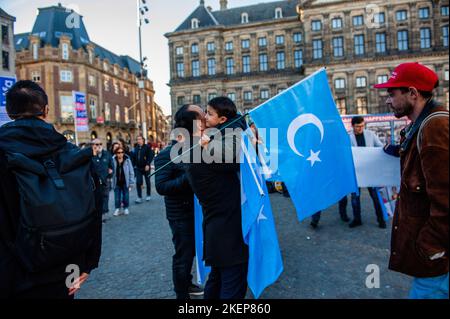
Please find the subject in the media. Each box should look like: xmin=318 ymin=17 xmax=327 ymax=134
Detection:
xmin=112 ymin=146 xmax=135 ymax=216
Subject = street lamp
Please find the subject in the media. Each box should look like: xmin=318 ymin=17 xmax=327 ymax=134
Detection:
xmin=137 ymin=0 xmax=150 ymax=140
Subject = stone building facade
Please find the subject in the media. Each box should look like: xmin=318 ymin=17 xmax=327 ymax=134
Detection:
xmin=0 ymin=8 xmax=16 ymax=78
xmin=166 ymin=0 xmax=449 ymax=117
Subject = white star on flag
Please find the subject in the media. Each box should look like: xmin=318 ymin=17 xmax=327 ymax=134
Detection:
xmin=307 ymin=150 xmax=322 ymax=167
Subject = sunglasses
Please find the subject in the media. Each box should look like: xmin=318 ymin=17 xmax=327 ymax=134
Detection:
xmin=116 ymin=152 xmax=124 ymax=154
xmin=94 ymin=143 xmax=102 ymax=146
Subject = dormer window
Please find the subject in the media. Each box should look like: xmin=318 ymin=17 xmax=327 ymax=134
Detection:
xmin=191 ymin=18 xmax=199 ymax=29
xmin=275 ymin=8 xmax=283 ymax=19
xmin=62 ymin=43 xmax=69 ymax=60
xmin=241 ymin=12 xmax=249 ymax=24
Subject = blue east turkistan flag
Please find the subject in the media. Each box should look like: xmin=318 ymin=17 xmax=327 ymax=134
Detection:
xmin=249 ymin=68 xmax=358 ymax=221
xmin=241 ymin=131 xmax=284 ymax=299
xmin=194 ymin=196 xmax=210 ymax=285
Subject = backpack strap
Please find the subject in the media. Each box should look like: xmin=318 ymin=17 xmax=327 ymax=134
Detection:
xmin=417 ymin=111 xmax=449 ymax=153
xmin=43 ymin=159 xmax=65 ymax=190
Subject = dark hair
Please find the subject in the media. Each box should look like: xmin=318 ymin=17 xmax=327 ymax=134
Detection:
xmin=398 ymin=87 xmax=433 ymax=100
xmin=174 ymin=104 xmax=201 ymax=136
xmin=114 ymin=146 xmax=125 ymax=154
xmin=137 ymin=135 xmax=145 ymax=142
xmin=5 ymin=80 xmax=48 ymax=119
xmin=351 ymin=116 xmax=365 ymax=126
xmin=208 ymin=97 xmax=237 ymax=120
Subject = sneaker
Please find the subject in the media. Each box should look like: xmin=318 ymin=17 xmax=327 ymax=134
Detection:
xmin=188 ymin=284 xmax=204 ymax=296
xmin=113 ymin=209 xmax=121 ymax=217
xmin=349 ymin=220 xmax=363 ymax=228
xmin=135 ymin=198 xmax=142 ymax=204
xmin=124 ymin=208 xmax=130 ymax=215
xmin=146 ymin=196 xmax=151 ymax=201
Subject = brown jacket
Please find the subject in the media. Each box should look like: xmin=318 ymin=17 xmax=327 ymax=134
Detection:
xmin=389 ymin=103 xmax=449 ymax=278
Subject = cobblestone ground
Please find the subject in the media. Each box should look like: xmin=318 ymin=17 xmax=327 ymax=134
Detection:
xmin=77 ymin=178 xmax=410 ymax=299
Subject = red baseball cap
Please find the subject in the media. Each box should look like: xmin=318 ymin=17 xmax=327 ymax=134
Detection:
xmin=374 ymin=62 xmax=439 ymax=92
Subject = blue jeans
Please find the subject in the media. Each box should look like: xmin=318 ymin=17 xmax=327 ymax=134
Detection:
xmin=135 ymin=169 xmax=151 ymax=198
xmin=409 ymin=273 xmax=449 ymax=299
xmin=339 ymin=188 xmax=384 ymax=223
xmin=204 ymin=263 xmax=248 ymax=299
xmin=114 ymin=185 xmax=129 ymax=209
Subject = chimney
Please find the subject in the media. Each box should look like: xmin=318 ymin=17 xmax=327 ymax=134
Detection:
xmin=200 ymin=0 xmax=205 ymax=6
xmin=207 ymin=6 xmax=213 ymax=12
xmin=220 ymin=0 xmax=228 ymax=10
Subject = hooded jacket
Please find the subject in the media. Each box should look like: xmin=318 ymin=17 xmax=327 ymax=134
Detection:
xmin=0 ymin=118 xmax=102 ymax=297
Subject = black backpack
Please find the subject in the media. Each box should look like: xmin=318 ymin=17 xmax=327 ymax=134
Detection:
xmin=6 ymin=145 xmax=97 ymax=273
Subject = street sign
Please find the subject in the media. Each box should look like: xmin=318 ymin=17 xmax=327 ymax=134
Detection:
xmin=0 ymin=76 xmax=16 ymax=126
xmin=73 ymin=91 xmax=88 ymax=132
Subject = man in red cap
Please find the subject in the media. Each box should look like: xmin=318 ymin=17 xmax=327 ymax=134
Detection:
xmin=375 ymin=62 xmax=449 ymax=299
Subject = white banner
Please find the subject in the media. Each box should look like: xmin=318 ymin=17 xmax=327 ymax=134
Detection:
xmin=352 ymin=147 xmax=401 ymax=188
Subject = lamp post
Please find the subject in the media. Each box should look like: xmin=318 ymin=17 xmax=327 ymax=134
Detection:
xmin=137 ymin=0 xmax=150 ymax=139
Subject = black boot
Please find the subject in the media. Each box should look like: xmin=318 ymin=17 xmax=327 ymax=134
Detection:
xmin=349 ymin=220 xmax=362 ymax=228
xmin=378 ymin=220 xmax=387 ymax=229
xmin=340 ymin=213 xmax=350 ymax=222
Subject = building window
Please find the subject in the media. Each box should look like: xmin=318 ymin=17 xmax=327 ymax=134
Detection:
xmin=443 ymin=26 xmax=449 ymax=47
xmin=2 ymin=51 xmax=9 ymax=70
xmin=242 ymin=56 xmax=251 ymax=73
xmin=193 ymin=95 xmax=201 ymax=104
xmin=31 ymin=71 xmax=41 ymax=82
xmin=104 ymin=103 xmax=111 ymax=121
xmin=177 ymin=96 xmax=185 ymax=106
xmin=352 ymin=15 xmax=364 ymax=26
xmin=356 ymin=76 xmax=367 ymax=88
xmin=191 ymin=43 xmax=199 ymax=54
xmin=258 ymin=37 xmax=267 ymax=47
xmin=441 ymin=6 xmax=449 ymax=16
xmin=244 ymin=91 xmax=253 ymax=101
xmin=398 ymin=30 xmax=409 ymax=51
xmin=419 ymin=7 xmax=430 ymax=19
xmin=259 ymin=54 xmax=268 ymax=71
xmin=1 ymin=25 xmax=8 ymax=45
xmin=32 ymin=43 xmax=39 ymax=60
xmin=115 ymin=105 xmax=120 ymax=122
xmin=60 ymin=70 xmax=73 ymax=82
xmin=275 ymin=35 xmax=285 ymax=45
xmin=176 ymin=46 xmax=184 ymax=55
xmin=191 ymin=18 xmax=199 ymax=29
xmin=226 ymin=58 xmax=234 ymax=75
xmin=313 ymin=39 xmax=323 ymax=59
xmin=113 ymin=66 xmax=119 ymax=76
xmin=275 ymin=8 xmax=283 ymax=19
xmin=334 ymin=78 xmax=346 ymax=89
xmin=124 ymin=107 xmax=129 ymax=123
xmin=377 ymin=75 xmax=389 ymax=84
xmin=276 ymin=52 xmax=285 ymax=70
xmin=227 ymin=93 xmax=236 ymax=102
xmin=293 ymin=32 xmax=302 ymax=43
xmin=375 ymin=33 xmax=386 ymax=53
xmin=103 ymin=61 xmax=108 ymax=71
xmin=62 ymin=43 xmax=69 ymax=60
xmin=225 ymin=41 xmax=233 ymax=51
xmin=88 ymin=74 xmax=96 ymax=87
xmin=311 ymin=20 xmax=322 ymax=31
xmin=420 ymin=28 xmax=431 ymax=49
xmin=241 ymin=12 xmax=249 ymax=24
xmin=192 ymin=60 xmax=200 ymax=77
xmin=354 ymin=35 xmax=365 ymax=55
xmin=336 ymin=98 xmax=346 ymax=115
xmin=208 ymin=93 xmax=217 ymax=101
xmin=356 ymin=97 xmax=368 ymax=114
xmin=89 ymin=97 xmax=97 ymax=119
xmin=207 ymin=42 xmax=215 ymax=52
xmin=104 ymin=79 xmax=110 ymax=91
xmin=60 ymin=95 xmax=74 ymax=121
xmin=88 ymin=50 xmax=94 ymax=64
xmin=444 ymin=70 xmax=449 ymax=81
xmin=260 ymin=89 xmax=269 ymax=100
xmin=241 ymin=39 xmax=250 ymax=49
xmin=374 ymin=12 xmax=385 ymax=24
xmin=207 ymin=58 xmax=216 ymax=76
xmin=294 ymin=50 xmax=303 ymax=68
xmin=332 ymin=37 xmax=344 ymax=57
xmin=123 ymin=87 xmax=128 ymax=97
xmin=176 ymin=62 xmax=185 ymax=78
xmin=396 ymin=10 xmax=408 ymax=21
xmin=114 ymin=82 xmax=119 ymax=94
xmin=146 ymin=94 xmax=151 ymax=104
xmin=331 ymin=17 xmax=343 ymax=29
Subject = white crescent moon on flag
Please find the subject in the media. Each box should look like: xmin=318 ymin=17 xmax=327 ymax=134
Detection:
xmin=287 ymin=114 xmax=324 ymax=157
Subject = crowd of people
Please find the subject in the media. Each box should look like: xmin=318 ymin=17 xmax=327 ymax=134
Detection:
xmin=0 ymin=62 xmax=448 ymax=300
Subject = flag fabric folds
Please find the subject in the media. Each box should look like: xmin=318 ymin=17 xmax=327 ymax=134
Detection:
xmin=194 ymin=195 xmax=211 ymax=286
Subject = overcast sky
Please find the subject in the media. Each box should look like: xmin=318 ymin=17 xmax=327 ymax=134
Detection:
xmin=1 ymin=0 xmax=272 ymax=115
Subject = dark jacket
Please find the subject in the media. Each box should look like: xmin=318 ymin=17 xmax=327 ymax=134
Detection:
xmin=389 ymin=100 xmax=449 ymax=278
xmin=184 ymin=115 xmax=249 ymax=268
xmin=0 ymin=118 xmax=102 ymax=297
xmin=154 ymin=142 xmax=194 ymax=220
xmin=131 ymin=144 xmax=155 ymax=170
xmin=92 ymin=150 xmax=113 ymax=185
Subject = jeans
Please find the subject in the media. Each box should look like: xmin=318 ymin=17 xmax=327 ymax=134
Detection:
xmin=135 ymin=169 xmax=151 ymax=198
xmin=101 ymin=181 xmax=111 ymax=213
xmin=409 ymin=273 xmax=449 ymax=299
xmin=114 ymin=185 xmax=129 ymax=209
xmin=168 ymin=218 xmax=196 ymax=299
xmin=204 ymin=263 xmax=248 ymax=299
xmin=339 ymin=188 xmax=384 ymax=223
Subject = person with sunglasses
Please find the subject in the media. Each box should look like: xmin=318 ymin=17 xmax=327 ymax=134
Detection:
xmin=112 ymin=146 xmax=135 ymax=216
